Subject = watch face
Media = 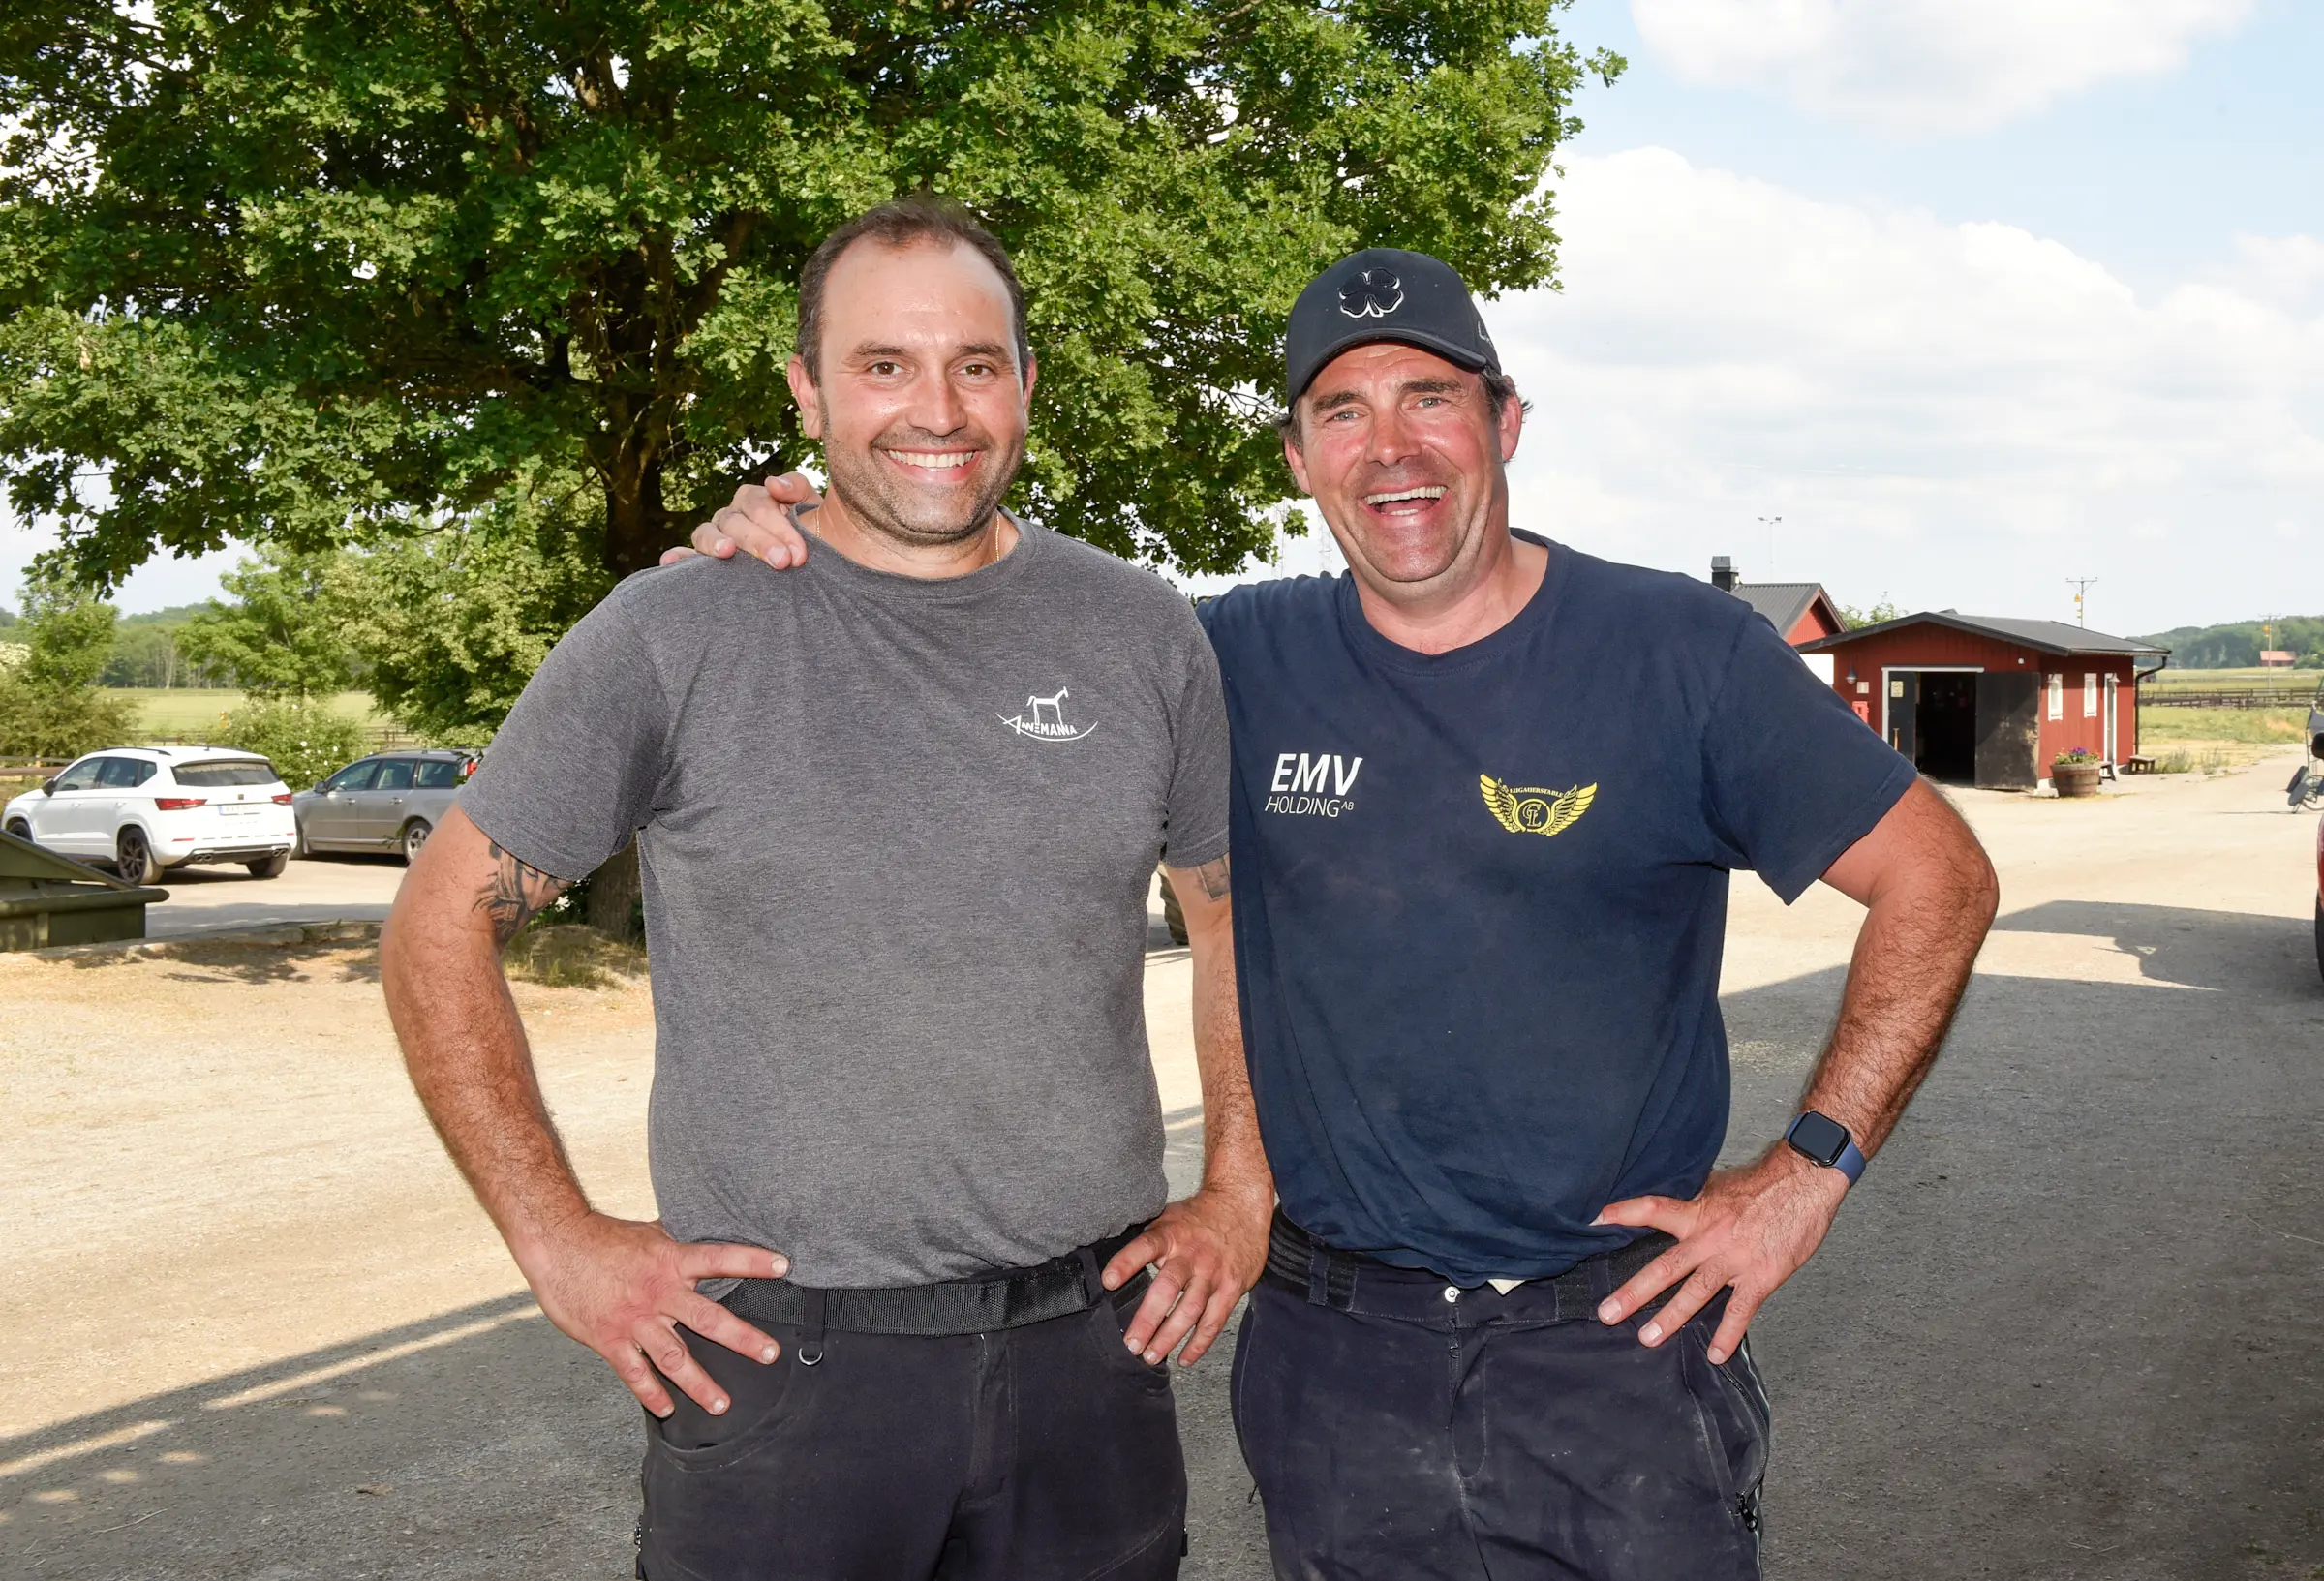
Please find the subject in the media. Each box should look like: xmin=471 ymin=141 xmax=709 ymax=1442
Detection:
xmin=1788 ymin=1111 xmax=1850 ymax=1168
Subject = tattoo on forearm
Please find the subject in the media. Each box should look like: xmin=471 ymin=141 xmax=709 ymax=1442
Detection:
xmin=1189 ymin=854 xmax=1231 ymax=901
xmin=475 ymin=841 xmax=570 ymax=948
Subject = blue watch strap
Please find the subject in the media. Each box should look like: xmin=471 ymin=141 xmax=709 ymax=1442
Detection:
xmin=1832 ymin=1137 xmax=1867 ymax=1186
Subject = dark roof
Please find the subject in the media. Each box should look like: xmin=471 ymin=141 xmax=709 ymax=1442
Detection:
xmin=1728 ymin=581 xmax=1833 ymax=637
xmin=1799 ymin=612 xmax=2169 ymax=657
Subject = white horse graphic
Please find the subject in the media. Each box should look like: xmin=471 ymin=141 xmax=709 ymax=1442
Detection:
xmin=1025 ymin=687 xmax=1069 ymax=730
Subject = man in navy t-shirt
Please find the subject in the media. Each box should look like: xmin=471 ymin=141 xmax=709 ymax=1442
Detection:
xmin=1199 ymin=531 xmax=1905 ymax=1287
xmin=676 ymin=249 xmax=1999 ymax=1581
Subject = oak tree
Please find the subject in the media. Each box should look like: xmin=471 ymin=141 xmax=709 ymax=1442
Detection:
xmin=2 ymin=0 xmax=1617 ymax=585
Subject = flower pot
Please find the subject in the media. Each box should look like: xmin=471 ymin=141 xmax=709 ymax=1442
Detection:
xmin=2053 ymin=762 xmax=2102 ymax=798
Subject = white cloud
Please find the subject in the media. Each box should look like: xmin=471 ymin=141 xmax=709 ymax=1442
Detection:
xmin=1631 ymin=0 xmax=2253 ymax=134
xmin=2210 ymin=233 xmax=2324 ymax=313
xmin=1492 ymin=148 xmax=2324 ymax=632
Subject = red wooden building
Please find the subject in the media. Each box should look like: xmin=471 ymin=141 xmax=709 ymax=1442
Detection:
xmin=1711 ymin=557 xmax=1846 ymax=645
xmin=1799 ymin=614 xmax=2168 ymax=790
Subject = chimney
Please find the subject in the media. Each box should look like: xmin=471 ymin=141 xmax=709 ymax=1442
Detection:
xmin=1711 ymin=555 xmax=1738 ymax=593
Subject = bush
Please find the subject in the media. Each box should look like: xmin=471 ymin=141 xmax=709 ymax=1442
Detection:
xmin=217 ymin=697 xmax=371 ymax=790
xmin=0 ymin=567 xmax=132 ymax=760
xmin=0 ymin=673 xmax=136 ymax=761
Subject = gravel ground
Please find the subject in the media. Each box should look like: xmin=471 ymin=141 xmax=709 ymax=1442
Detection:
xmin=2 ymin=755 xmax=2318 ymax=1579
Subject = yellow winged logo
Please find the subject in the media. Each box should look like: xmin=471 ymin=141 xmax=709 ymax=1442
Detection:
xmin=1480 ymin=774 xmax=1597 ymax=838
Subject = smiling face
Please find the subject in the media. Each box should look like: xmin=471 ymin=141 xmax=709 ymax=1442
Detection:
xmin=1283 ymin=341 xmax=1523 ymax=600
xmin=787 ymin=236 xmax=1034 ymax=551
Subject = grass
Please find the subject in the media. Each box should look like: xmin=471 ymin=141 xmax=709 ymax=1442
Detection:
xmin=2138 ymin=705 xmax=2311 ymax=745
xmin=109 ymin=688 xmax=385 ymax=738
xmin=2137 ymin=704 xmax=2313 ymax=773
xmin=505 ymin=924 xmax=648 ymax=990
xmin=2143 ymin=667 xmax=2319 ymax=698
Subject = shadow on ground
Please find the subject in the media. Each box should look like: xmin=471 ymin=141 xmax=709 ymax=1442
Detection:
xmin=7 ymin=902 xmax=2320 ymax=1578
xmin=61 ymin=938 xmax=380 ymax=985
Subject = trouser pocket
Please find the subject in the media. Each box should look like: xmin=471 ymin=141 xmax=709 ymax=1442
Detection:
xmin=1681 ymin=1323 xmax=1772 ymax=1548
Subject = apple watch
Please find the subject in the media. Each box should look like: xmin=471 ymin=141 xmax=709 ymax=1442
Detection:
xmin=1784 ymin=1110 xmax=1867 ymax=1186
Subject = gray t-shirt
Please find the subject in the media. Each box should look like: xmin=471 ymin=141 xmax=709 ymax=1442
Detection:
xmin=462 ymin=520 xmax=1231 ymax=1287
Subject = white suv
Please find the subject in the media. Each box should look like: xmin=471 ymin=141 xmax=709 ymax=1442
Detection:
xmin=3 ymin=746 xmax=298 ymax=883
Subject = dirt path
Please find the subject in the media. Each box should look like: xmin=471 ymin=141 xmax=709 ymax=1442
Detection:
xmin=3 ymin=755 xmax=2318 ymax=1578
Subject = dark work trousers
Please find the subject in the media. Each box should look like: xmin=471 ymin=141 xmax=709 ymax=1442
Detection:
xmin=636 ymin=1274 xmax=1186 ymax=1581
xmin=1230 ymin=1258 xmax=1770 ymax=1581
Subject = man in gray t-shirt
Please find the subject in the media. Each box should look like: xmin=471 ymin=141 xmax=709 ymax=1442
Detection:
xmin=461 ymin=517 xmax=1229 ymax=1291
xmin=382 ymin=198 xmax=1270 ymax=1581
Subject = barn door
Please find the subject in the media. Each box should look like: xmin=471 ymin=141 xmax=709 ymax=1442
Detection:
xmin=1886 ymin=672 xmax=1918 ymax=764
xmin=1974 ymin=673 xmax=2040 ymax=789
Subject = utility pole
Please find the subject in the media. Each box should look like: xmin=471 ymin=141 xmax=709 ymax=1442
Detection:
xmin=1758 ymin=516 xmax=1782 ymax=581
xmin=2066 ymin=577 xmax=2097 ymax=628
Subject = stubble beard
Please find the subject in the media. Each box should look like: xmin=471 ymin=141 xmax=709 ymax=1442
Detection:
xmin=1328 ymin=469 xmax=1483 ymax=594
xmin=823 ymin=424 xmax=1027 ymax=552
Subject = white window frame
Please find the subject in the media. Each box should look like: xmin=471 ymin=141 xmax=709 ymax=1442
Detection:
xmin=2047 ymin=673 xmax=2064 ymax=721
xmin=2082 ymin=672 xmax=2098 ymax=717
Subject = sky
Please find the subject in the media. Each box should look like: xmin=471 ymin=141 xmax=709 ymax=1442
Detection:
xmin=7 ymin=0 xmax=2319 ymax=637
xmin=1483 ymin=0 xmax=2324 ymax=637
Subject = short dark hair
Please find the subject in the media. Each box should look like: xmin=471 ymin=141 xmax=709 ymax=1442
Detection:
xmin=1276 ymin=368 xmax=1526 ymax=447
xmin=795 ymin=197 xmax=1029 ymax=382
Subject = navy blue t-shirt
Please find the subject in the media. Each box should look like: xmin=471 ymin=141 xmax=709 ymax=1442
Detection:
xmin=1197 ymin=537 xmax=1916 ymax=1285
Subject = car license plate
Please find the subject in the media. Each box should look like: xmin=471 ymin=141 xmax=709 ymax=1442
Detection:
xmin=221 ymin=803 xmax=260 ymax=816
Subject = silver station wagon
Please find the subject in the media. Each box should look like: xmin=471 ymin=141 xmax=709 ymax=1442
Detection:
xmin=293 ymin=749 xmax=476 ymax=864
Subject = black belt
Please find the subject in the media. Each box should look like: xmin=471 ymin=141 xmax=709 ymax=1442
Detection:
xmin=721 ymin=1225 xmax=1147 ymax=1363
xmin=1264 ymin=1209 xmax=1675 ymax=1319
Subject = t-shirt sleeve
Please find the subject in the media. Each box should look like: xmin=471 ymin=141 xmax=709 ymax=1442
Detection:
xmin=1700 ymin=612 xmax=1917 ymax=903
xmin=1161 ymin=624 xmax=1233 ymax=870
xmin=458 ymin=593 xmax=673 ymax=882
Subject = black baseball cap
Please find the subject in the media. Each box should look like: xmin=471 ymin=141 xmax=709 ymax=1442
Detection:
xmin=1284 ymin=248 xmax=1501 ymax=403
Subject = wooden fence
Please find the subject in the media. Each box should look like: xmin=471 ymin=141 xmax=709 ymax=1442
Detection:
xmin=2141 ymin=688 xmax=2320 ymax=710
xmin=138 ymin=725 xmax=426 ymax=751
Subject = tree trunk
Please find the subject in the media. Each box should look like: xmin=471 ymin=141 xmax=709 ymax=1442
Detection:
xmin=600 ymin=449 xmax=671 ymax=578
xmin=587 ymin=836 xmax=644 ymax=943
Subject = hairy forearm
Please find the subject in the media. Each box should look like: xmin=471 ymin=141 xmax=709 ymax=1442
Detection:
xmin=382 ymin=812 xmax=587 ymax=1259
xmin=1175 ymin=857 xmax=1273 ymax=1204
xmin=1805 ymin=822 xmax=1998 ymax=1156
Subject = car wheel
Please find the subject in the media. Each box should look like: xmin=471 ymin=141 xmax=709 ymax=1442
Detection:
xmin=116 ymin=826 xmax=162 ymax=887
xmin=401 ymin=819 xmax=433 ymax=866
xmin=4 ymin=818 xmax=29 ymax=842
xmin=246 ymin=851 xmax=290 ymax=879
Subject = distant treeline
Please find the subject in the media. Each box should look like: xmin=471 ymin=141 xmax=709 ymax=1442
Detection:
xmin=0 ymin=601 xmax=229 ymax=686
xmin=2136 ymin=616 xmax=2324 ymax=669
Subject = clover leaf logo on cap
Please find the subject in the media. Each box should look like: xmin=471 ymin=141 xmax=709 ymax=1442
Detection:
xmin=1337 ymin=267 xmax=1404 ymax=319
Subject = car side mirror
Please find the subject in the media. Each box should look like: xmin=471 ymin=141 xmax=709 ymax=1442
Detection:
xmin=40 ymin=778 xmax=56 ymax=796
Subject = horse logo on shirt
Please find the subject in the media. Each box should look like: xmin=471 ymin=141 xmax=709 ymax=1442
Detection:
xmin=999 ymin=686 xmax=1097 ymax=742
xmin=1480 ymin=775 xmax=1596 ymax=837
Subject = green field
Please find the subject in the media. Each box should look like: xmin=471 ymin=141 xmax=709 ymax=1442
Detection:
xmin=108 ymin=688 xmax=385 ymax=739
xmin=2135 ymin=702 xmax=2314 ymax=773
xmin=2137 ymin=704 xmax=2311 ymax=745
xmin=2141 ymin=667 xmax=2319 ymax=698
